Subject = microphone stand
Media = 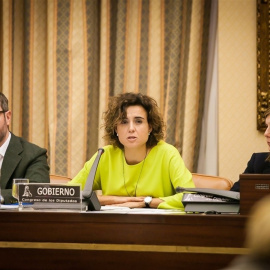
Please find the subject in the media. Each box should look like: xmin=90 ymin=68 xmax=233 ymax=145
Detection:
xmin=82 ymin=148 xmax=104 ymax=211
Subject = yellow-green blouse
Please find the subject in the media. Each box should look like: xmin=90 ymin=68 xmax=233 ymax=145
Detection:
xmin=70 ymin=141 xmax=195 ymax=210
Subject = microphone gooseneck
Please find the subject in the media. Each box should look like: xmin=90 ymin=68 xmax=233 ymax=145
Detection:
xmin=82 ymin=148 xmax=104 ymax=199
xmin=82 ymin=148 xmax=104 ymax=211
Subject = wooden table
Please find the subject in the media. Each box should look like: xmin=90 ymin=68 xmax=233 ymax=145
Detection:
xmin=0 ymin=210 xmax=248 ymax=270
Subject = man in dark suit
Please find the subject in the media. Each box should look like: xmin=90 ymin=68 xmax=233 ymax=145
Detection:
xmin=0 ymin=93 xmax=50 ymax=204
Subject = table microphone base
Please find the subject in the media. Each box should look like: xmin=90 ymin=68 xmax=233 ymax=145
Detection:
xmin=82 ymin=191 xmax=101 ymax=211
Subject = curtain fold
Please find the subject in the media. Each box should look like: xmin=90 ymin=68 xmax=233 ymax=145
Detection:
xmin=197 ymin=0 xmax=218 ymax=175
xmin=0 ymin=0 xmax=213 ymax=177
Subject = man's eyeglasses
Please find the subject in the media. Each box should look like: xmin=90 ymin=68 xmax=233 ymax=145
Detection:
xmin=0 ymin=111 xmax=7 ymax=114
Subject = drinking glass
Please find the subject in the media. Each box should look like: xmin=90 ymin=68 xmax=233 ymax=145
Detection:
xmin=12 ymin=179 xmax=29 ymax=204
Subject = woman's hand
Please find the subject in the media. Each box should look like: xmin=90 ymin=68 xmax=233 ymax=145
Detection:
xmin=97 ymin=195 xmax=163 ymax=208
xmin=97 ymin=195 xmax=144 ymax=206
xmin=111 ymin=200 xmax=145 ymax=208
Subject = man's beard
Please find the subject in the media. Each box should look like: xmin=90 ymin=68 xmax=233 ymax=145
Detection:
xmin=0 ymin=129 xmax=8 ymax=145
xmin=0 ymin=117 xmax=9 ymax=145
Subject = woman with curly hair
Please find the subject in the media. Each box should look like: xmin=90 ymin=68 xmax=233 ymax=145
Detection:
xmin=70 ymin=92 xmax=194 ymax=209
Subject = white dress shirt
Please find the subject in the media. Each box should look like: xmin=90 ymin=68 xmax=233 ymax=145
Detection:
xmin=0 ymin=132 xmax=11 ymax=170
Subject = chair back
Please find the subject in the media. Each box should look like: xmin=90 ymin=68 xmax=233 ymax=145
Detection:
xmin=192 ymin=173 xmax=233 ymax=190
xmin=50 ymin=174 xmax=71 ymax=185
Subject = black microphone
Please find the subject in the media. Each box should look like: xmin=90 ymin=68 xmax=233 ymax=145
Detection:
xmin=82 ymin=148 xmax=104 ymax=211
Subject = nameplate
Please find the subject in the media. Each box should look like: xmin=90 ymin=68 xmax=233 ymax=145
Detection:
xmin=18 ymin=183 xmax=82 ymax=208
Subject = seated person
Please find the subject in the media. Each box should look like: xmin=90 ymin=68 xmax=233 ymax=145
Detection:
xmin=70 ymin=92 xmax=195 ymax=209
xmin=0 ymin=93 xmax=50 ymax=204
xmin=231 ymin=108 xmax=270 ymax=192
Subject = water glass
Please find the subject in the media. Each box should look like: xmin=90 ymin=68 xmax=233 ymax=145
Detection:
xmin=12 ymin=179 xmax=30 ymax=204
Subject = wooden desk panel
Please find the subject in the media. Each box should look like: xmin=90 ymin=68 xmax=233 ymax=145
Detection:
xmin=0 ymin=211 xmax=248 ymax=270
xmin=240 ymin=174 xmax=270 ymax=214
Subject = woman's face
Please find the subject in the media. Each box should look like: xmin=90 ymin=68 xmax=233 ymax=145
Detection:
xmin=116 ymin=105 xmax=152 ymax=151
xmin=264 ymin=114 xmax=270 ymax=151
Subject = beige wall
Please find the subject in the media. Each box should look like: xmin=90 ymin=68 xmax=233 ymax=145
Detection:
xmin=219 ymin=0 xmax=266 ymax=183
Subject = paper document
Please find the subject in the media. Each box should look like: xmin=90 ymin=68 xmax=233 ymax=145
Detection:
xmin=86 ymin=206 xmax=186 ymax=215
xmin=0 ymin=204 xmax=18 ymax=210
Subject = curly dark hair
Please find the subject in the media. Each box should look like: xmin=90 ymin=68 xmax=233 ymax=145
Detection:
xmin=102 ymin=92 xmax=165 ymax=149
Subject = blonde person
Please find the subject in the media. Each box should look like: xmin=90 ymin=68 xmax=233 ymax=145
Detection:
xmin=70 ymin=92 xmax=194 ymax=209
xmin=221 ymin=195 xmax=270 ymax=269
